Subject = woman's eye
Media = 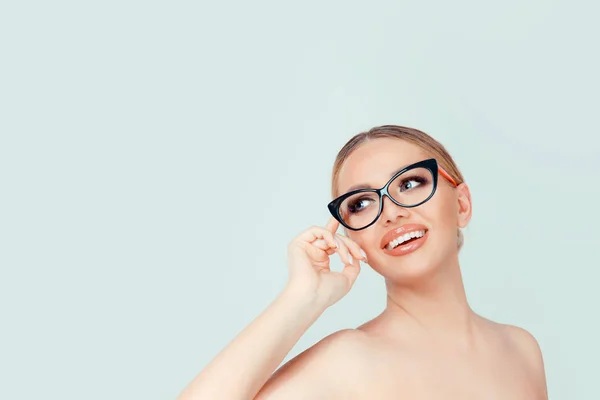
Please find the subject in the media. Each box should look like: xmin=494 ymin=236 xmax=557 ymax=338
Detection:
xmin=350 ymin=199 xmax=373 ymax=212
xmin=401 ymin=179 xmax=422 ymax=191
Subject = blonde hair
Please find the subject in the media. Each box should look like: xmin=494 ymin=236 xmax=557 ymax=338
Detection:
xmin=331 ymin=125 xmax=466 ymax=250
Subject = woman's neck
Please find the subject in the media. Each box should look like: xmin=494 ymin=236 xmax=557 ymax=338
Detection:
xmin=376 ymin=259 xmax=478 ymax=347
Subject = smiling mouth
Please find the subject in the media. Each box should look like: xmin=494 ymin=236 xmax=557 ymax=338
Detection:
xmin=384 ymin=229 xmax=428 ymax=250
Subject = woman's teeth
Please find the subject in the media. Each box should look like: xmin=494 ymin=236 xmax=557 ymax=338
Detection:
xmin=386 ymin=230 xmax=426 ymax=250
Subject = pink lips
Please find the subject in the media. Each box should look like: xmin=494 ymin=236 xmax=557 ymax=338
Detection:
xmin=380 ymin=224 xmax=429 ymax=257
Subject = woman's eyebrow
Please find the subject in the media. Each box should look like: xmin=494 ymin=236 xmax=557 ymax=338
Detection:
xmin=344 ymin=163 xmax=410 ymax=193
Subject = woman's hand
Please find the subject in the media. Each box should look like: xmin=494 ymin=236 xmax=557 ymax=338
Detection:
xmin=285 ymin=217 xmax=367 ymax=309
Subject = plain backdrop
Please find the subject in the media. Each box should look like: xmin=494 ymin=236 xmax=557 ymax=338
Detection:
xmin=1 ymin=1 xmax=599 ymax=399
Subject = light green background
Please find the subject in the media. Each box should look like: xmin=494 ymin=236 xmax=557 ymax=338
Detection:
xmin=1 ymin=1 xmax=598 ymax=399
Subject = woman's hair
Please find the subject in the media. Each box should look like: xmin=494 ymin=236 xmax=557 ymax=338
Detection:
xmin=331 ymin=125 xmax=466 ymax=250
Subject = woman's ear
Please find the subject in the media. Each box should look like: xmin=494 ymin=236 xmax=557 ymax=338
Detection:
xmin=456 ymin=182 xmax=472 ymax=229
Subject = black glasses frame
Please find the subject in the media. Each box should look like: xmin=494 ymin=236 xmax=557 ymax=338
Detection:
xmin=327 ymin=158 xmax=440 ymax=231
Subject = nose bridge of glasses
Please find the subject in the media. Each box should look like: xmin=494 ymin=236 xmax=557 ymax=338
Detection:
xmin=380 ymin=181 xmax=406 ymax=206
xmin=380 ymin=191 xmax=408 ymax=218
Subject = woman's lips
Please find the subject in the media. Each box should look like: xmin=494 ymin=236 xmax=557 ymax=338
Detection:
xmin=380 ymin=223 xmax=429 ymax=249
xmin=380 ymin=223 xmax=429 ymax=257
xmin=382 ymin=230 xmax=429 ymax=256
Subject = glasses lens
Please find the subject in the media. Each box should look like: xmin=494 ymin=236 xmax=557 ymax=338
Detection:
xmin=339 ymin=190 xmax=380 ymax=230
xmin=388 ymin=167 xmax=435 ymax=206
xmin=338 ymin=167 xmax=435 ymax=229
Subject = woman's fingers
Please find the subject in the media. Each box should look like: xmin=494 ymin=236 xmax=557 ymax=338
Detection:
xmin=335 ymin=234 xmax=367 ymax=262
xmin=341 ymin=251 xmax=361 ymax=286
xmin=324 ymin=216 xmax=340 ymax=234
xmin=334 ymin=237 xmax=353 ymax=266
xmin=312 ymin=239 xmax=337 ymax=255
xmin=297 ymin=226 xmax=337 ymax=249
xmin=308 ymin=229 xmax=367 ymax=266
xmin=303 ymin=241 xmax=331 ymax=265
xmin=314 ymin=235 xmax=352 ymax=266
xmin=295 ymin=222 xmax=366 ymax=268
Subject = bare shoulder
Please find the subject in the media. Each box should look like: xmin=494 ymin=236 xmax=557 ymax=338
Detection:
xmin=484 ymin=319 xmax=548 ymax=397
xmin=255 ymin=329 xmax=371 ymax=400
xmin=498 ymin=323 xmax=545 ymax=368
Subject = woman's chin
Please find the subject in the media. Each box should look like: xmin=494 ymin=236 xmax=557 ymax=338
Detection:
xmin=370 ymin=239 xmax=451 ymax=282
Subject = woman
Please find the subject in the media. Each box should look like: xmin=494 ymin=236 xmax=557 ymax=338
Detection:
xmin=178 ymin=125 xmax=548 ymax=399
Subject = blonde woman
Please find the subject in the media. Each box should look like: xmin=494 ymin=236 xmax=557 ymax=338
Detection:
xmin=178 ymin=125 xmax=548 ymax=399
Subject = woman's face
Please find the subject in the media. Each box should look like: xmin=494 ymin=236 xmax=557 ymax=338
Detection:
xmin=335 ymin=138 xmax=472 ymax=280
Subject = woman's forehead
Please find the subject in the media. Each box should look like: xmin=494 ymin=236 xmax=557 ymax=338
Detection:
xmin=337 ymin=139 xmax=429 ymax=194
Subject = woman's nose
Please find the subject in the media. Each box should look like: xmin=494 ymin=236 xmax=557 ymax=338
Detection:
xmin=380 ymin=195 xmax=409 ymax=225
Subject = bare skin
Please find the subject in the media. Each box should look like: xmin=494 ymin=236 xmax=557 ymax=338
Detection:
xmin=257 ymin=309 xmax=546 ymax=399
xmin=177 ymin=137 xmax=547 ymax=400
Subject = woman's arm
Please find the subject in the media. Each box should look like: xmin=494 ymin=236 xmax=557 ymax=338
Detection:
xmin=176 ymin=287 xmax=327 ymax=400
xmin=176 ymin=219 xmax=366 ymax=400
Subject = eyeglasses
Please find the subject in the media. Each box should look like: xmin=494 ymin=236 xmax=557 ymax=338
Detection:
xmin=328 ymin=158 xmax=458 ymax=231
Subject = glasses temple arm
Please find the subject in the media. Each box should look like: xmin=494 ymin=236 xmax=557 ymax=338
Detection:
xmin=438 ymin=167 xmax=458 ymax=187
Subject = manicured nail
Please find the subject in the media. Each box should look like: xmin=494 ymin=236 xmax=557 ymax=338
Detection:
xmin=348 ymin=254 xmax=353 ymax=264
xmin=360 ymin=249 xmax=367 ymax=259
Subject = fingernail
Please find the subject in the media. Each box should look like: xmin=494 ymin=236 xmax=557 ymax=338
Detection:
xmin=348 ymin=254 xmax=353 ymax=264
xmin=360 ymin=249 xmax=367 ymax=259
